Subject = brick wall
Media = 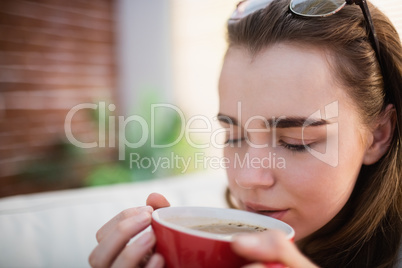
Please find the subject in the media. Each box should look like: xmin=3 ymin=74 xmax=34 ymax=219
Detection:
xmin=0 ymin=0 xmax=116 ymax=197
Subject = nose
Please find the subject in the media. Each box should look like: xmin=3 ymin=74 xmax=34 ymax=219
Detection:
xmin=234 ymin=147 xmax=277 ymax=189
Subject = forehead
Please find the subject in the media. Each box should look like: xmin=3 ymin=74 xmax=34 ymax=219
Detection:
xmin=218 ymin=43 xmax=351 ymax=119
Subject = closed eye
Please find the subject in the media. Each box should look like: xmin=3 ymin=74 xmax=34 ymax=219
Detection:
xmin=225 ymin=137 xmax=246 ymax=145
xmin=279 ymin=141 xmax=311 ymax=152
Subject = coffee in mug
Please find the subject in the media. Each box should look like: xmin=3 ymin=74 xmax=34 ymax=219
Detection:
xmin=152 ymin=207 xmax=295 ymax=268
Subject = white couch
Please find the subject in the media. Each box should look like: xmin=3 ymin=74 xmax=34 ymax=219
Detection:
xmin=0 ymin=170 xmax=228 ymax=268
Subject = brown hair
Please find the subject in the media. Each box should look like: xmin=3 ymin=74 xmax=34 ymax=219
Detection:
xmin=226 ymin=0 xmax=402 ymax=267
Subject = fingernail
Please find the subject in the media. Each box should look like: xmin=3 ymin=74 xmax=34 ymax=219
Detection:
xmin=147 ymin=253 xmax=164 ymax=268
xmin=135 ymin=211 xmax=151 ymax=224
xmin=138 ymin=206 xmax=153 ymax=213
xmin=137 ymin=231 xmax=154 ymax=246
xmin=236 ymin=235 xmax=260 ymax=248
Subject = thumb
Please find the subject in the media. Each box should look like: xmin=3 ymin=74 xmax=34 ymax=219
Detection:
xmin=146 ymin=193 xmax=170 ymax=210
xmin=232 ymin=230 xmax=318 ymax=268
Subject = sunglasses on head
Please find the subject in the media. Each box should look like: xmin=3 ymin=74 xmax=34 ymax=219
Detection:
xmin=229 ymin=0 xmax=383 ymax=77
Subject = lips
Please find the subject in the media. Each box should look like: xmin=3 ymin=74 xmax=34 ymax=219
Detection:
xmin=244 ymin=203 xmax=289 ymax=220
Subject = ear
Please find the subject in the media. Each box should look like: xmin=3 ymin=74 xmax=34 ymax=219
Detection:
xmin=363 ymin=104 xmax=396 ymax=165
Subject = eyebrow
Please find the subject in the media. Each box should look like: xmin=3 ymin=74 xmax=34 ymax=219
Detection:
xmin=216 ymin=113 xmax=329 ymax=128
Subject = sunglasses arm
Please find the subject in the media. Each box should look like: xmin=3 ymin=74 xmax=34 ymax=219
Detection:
xmin=347 ymin=0 xmax=382 ymax=63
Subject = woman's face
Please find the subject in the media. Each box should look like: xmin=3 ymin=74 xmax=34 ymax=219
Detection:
xmin=218 ymin=44 xmax=370 ymax=241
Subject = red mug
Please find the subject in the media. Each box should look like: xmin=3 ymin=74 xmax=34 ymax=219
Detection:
xmin=151 ymin=207 xmax=295 ymax=268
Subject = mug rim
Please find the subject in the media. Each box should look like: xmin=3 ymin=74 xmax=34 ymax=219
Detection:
xmin=152 ymin=206 xmax=295 ymax=242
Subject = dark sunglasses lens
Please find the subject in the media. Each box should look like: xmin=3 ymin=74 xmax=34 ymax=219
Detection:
xmin=290 ymin=0 xmax=346 ymax=17
xmin=230 ymin=0 xmax=275 ymax=21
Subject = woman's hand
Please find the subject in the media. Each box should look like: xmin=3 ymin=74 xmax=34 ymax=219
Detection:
xmin=231 ymin=230 xmax=319 ymax=268
xmin=88 ymin=193 xmax=170 ymax=268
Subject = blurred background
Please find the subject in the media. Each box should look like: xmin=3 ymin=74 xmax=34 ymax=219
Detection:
xmin=0 ymin=0 xmax=400 ymax=197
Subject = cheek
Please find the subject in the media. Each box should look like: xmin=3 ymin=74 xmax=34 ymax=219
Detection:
xmin=223 ymin=148 xmax=246 ymax=198
xmin=224 ymin=149 xmax=237 ymax=180
xmin=222 ymin=124 xmax=366 ymax=240
xmin=290 ymin=164 xmax=354 ymax=206
xmin=280 ymin=163 xmax=355 ymax=240
xmin=223 ymin=146 xmax=247 ymax=173
xmin=284 ymin=145 xmax=364 ymax=239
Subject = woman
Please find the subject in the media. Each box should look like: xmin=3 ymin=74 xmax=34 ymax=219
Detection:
xmin=89 ymin=0 xmax=402 ymax=267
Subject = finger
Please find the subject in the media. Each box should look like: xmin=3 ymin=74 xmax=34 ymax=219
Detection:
xmin=242 ymin=264 xmax=285 ymax=268
xmin=242 ymin=264 xmax=266 ymax=268
xmin=110 ymin=231 xmax=156 ymax=268
xmin=232 ymin=230 xmax=318 ymax=268
xmin=243 ymin=264 xmax=285 ymax=268
xmin=146 ymin=193 xmax=170 ymax=209
xmin=144 ymin=253 xmax=164 ymax=268
xmin=232 ymin=230 xmax=288 ymax=261
xmin=96 ymin=206 xmax=153 ymax=243
xmin=89 ymin=210 xmax=152 ymax=268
